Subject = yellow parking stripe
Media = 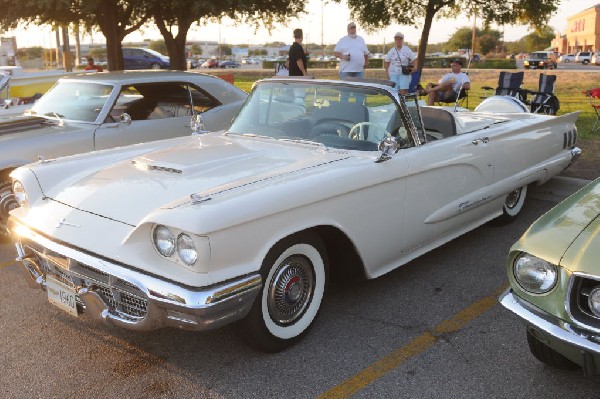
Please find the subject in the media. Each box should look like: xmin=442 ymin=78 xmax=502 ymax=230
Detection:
xmin=0 ymin=260 xmax=16 ymax=269
xmin=316 ymin=284 xmax=509 ymax=399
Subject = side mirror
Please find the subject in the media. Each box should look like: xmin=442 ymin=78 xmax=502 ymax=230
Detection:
xmin=119 ymin=113 xmax=132 ymax=126
xmin=375 ymin=136 xmax=399 ymax=163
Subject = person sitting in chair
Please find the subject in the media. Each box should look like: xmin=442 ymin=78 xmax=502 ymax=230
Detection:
xmin=424 ymin=59 xmax=470 ymax=105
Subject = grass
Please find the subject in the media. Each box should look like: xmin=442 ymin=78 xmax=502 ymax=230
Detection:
xmin=206 ymin=68 xmax=600 ymax=179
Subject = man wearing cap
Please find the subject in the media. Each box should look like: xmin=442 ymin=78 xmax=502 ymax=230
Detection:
xmin=384 ymin=32 xmax=416 ymax=94
xmin=425 ymin=59 xmax=470 ymax=105
xmin=333 ymin=22 xmax=370 ymax=79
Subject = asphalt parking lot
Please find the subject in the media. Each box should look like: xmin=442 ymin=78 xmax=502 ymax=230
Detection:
xmin=1 ymin=177 xmax=599 ymax=398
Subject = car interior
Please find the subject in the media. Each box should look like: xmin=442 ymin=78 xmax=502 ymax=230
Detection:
xmin=106 ymin=83 xmax=221 ymax=122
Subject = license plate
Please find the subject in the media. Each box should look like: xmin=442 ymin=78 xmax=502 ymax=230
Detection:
xmin=46 ymin=275 xmax=78 ymax=317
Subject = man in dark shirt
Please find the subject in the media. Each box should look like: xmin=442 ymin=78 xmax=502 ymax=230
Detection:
xmin=288 ymin=28 xmax=307 ymax=76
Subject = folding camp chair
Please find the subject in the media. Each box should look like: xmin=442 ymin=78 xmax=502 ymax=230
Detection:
xmin=584 ymin=87 xmax=600 ymax=133
xmin=526 ymin=74 xmax=559 ymax=115
xmin=435 ymin=85 xmax=468 ymax=108
xmin=481 ymin=71 xmax=525 ymax=102
xmin=407 ymin=70 xmax=422 ymax=95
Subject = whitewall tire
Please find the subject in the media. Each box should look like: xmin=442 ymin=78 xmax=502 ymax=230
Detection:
xmin=240 ymin=232 xmax=328 ymax=352
xmin=497 ymin=185 xmax=528 ymax=224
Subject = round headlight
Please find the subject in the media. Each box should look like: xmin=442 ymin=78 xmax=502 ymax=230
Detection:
xmin=513 ymin=253 xmax=558 ymax=294
xmin=177 ymin=233 xmax=197 ymax=266
xmin=588 ymin=288 xmax=600 ymax=317
xmin=12 ymin=180 xmax=28 ymax=208
xmin=153 ymin=225 xmax=175 ymax=257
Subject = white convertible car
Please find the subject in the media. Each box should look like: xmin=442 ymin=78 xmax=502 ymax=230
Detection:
xmin=0 ymin=71 xmax=246 ymax=236
xmin=7 ymin=77 xmax=580 ymax=352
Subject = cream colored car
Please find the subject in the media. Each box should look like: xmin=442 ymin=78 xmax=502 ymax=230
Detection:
xmin=8 ymin=78 xmax=581 ymax=352
xmin=0 ymin=71 xmax=246 ymax=235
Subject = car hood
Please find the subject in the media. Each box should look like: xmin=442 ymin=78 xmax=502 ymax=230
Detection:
xmin=514 ymin=178 xmax=600 ymax=268
xmin=37 ymin=134 xmax=351 ymax=226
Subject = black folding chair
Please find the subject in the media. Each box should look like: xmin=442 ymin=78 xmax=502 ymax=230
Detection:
xmin=481 ymin=71 xmax=525 ymax=102
xmin=526 ymin=74 xmax=559 ymax=115
xmin=436 ymin=88 xmax=468 ymax=108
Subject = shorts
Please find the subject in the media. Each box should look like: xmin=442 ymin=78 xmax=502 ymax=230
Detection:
xmin=436 ymin=90 xmax=458 ymax=103
xmin=388 ymin=73 xmax=411 ymax=91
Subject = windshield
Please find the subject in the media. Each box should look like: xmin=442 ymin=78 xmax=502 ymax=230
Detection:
xmin=144 ymin=48 xmax=165 ymax=58
xmin=530 ymin=53 xmax=548 ymax=59
xmin=29 ymin=81 xmax=114 ymax=122
xmin=229 ymin=81 xmax=413 ymax=151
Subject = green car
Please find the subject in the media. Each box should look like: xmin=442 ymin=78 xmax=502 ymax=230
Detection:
xmin=500 ymin=177 xmax=600 ymax=376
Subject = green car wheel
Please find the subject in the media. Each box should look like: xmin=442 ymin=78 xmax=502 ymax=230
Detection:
xmin=526 ymin=330 xmax=579 ymax=370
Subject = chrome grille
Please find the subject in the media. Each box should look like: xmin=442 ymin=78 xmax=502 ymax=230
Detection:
xmin=569 ymin=275 xmax=600 ymax=330
xmin=23 ymin=239 xmax=148 ymax=320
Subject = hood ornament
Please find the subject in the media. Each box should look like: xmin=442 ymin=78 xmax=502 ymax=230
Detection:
xmin=55 ymin=217 xmax=80 ymax=228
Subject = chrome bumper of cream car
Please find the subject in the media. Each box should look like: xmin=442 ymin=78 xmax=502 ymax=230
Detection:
xmin=500 ymin=289 xmax=600 ymax=375
xmin=9 ymin=219 xmax=262 ymax=332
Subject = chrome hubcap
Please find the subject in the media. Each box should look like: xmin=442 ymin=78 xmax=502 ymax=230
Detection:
xmin=267 ymin=255 xmax=314 ymax=325
xmin=505 ymin=188 xmax=522 ymax=209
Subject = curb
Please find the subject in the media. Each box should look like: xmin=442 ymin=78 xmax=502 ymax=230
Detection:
xmin=529 ymin=176 xmax=592 ymax=202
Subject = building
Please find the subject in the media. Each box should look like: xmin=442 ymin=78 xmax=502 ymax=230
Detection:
xmin=0 ymin=37 xmax=17 ymax=66
xmin=552 ymin=4 xmax=600 ymax=54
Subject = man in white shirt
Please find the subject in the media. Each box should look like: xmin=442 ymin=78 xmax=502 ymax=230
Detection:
xmin=425 ymin=59 xmax=470 ymax=105
xmin=333 ymin=22 xmax=370 ymax=79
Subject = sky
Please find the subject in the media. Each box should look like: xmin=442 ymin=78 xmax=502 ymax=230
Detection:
xmin=3 ymin=0 xmax=598 ymax=48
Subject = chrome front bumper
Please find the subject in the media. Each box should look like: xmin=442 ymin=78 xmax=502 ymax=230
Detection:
xmin=500 ymin=289 xmax=600 ymax=375
xmin=9 ymin=219 xmax=262 ymax=332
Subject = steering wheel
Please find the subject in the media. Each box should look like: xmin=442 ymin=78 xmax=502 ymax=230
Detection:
xmin=349 ymin=122 xmax=391 ymax=142
xmin=310 ymin=122 xmax=351 ymax=138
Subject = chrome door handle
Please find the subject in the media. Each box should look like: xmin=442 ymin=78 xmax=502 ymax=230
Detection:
xmin=472 ymin=137 xmax=490 ymax=145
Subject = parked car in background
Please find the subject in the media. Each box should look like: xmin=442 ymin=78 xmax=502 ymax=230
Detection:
xmin=524 ymin=51 xmax=557 ymax=69
xmin=0 ymin=71 xmax=247 ymax=236
xmin=559 ymin=54 xmax=575 ymax=63
xmin=219 ymin=60 xmax=241 ymax=69
xmin=575 ymin=51 xmax=593 ymax=64
xmin=123 ymin=48 xmax=170 ymax=69
xmin=6 ymin=77 xmax=581 ymax=352
xmin=500 ymin=178 xmax=600 ymax=376
xmin=201 ymin=58 xmax=218 ymax=68
xmin=591 ymin=52 xmax=600 ymax=66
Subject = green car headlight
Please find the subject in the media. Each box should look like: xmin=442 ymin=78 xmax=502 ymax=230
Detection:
xmin=153 ymin=225 xmax=176 ymax=257
xmin=513 ymin=252 xmax=558 ymax=294
xmin=588 ymin=288 xmax=600 ymax=317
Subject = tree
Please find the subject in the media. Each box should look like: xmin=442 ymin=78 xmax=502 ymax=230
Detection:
xmin=17 ymin=47 xmax=44 ymax=60
xmin=148 ymin=40 xmax=168 ymax=55
xmin=446 ymin=27 xmax=502 ymax=55
xmin=343 ymin=0 xmax=561 ymax=72
xmin=518 ymin=27 xmax=555 ymax=52
xmin=0 ymin=0 xmax=149 ymax=71
xmin=149 ymin=0 xmax=306 ymax=70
